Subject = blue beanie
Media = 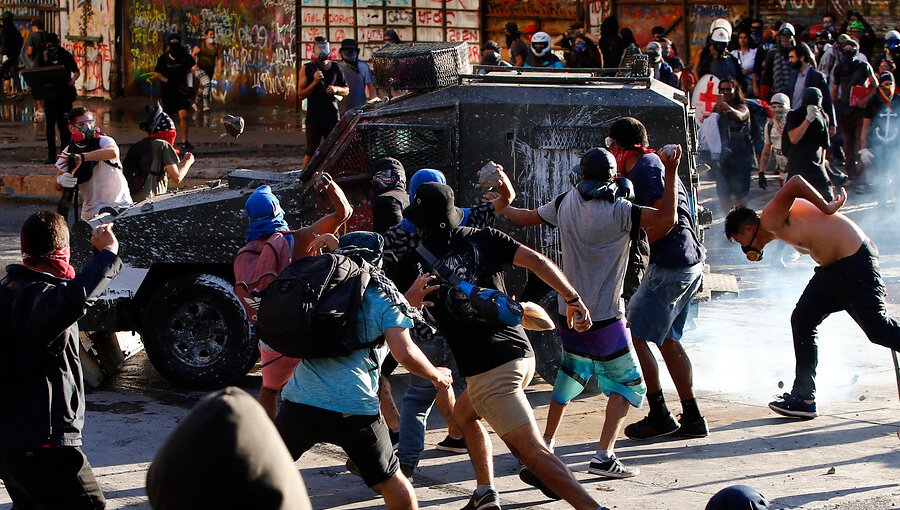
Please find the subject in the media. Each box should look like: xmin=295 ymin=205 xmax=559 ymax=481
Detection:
xmin=408 ymin=169 xmax=446 ymax=201
xmin=244 ymin=185 xmax=290 ymax=242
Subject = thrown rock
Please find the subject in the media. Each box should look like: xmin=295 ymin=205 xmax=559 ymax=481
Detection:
xmin=826 ymin=467 xmax=836 ymax=475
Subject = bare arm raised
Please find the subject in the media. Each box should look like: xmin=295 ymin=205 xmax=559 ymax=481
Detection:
xmin=760 ymin=175 xmax=846 ymax=231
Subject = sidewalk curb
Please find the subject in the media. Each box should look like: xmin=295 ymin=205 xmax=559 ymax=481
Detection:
xmin=0 ymin=174 xmax=57 ymax=199
xmin=0 ymin=174 xmax=215 ymax=201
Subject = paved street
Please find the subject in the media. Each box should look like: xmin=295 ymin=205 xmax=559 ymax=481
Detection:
xmin=0 ymin=177 xmax=898 ymax=509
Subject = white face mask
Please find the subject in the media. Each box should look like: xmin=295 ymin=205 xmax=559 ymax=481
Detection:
xmin=207 ymin=37 xmax=215 ymax=44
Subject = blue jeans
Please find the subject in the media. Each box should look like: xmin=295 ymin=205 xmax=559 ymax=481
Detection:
xmin=396 ymin=334 xmax=463 ymax=467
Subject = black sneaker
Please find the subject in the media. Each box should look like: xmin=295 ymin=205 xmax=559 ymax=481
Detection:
xmin=624 ymin=413 xmax=680 ymax=440
xmin=675 ymin=413 xmax=709 ymax=438
xmin=180 ymin=141 xmax=195 ymax=152
xmin=518 ymin=466 xmax=561 ymax=500
xmin=460 ymin=488 xmax=501 ymax=510
xmin=588 ymin=455 xmax=640 ymax=478
xmin=769 ymin=393 xmax=817 ymax=419
xmin=436 ymin=435 xmax=467 ymax=454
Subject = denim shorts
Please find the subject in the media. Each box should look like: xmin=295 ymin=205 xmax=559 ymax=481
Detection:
xmin=552 ymin=348 xmax=646 ymax=408
xmin=626 ymin=262 xmax=703 ymax=346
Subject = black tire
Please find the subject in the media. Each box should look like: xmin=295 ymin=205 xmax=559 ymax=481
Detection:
xmin=526 ymin=291 xmax=599 ymax=393
xmin=142 ymin=273 xmax=257 ymax=389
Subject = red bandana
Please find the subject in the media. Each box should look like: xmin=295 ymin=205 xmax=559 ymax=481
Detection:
xmin=22 ymin=245 xmax=76 ymax=280
xmin=148 ymin=129 xmax=178 ymax=149
xmin=614 ymin=147 xmax=656 ymax=177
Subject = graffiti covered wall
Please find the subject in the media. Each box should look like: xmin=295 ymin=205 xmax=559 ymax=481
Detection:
xmin=760 ymin=0 xmax=897 ymax=38
xmin=60 ymin=0 xmax=115 ymax=98
xmin=124 ymin=0 xmax=298 ymax=104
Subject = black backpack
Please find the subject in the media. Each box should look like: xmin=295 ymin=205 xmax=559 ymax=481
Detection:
xmin=122 ymin=138 xmax=164 ymax=196
xmin=255 ymin=253 xmax=372 ymax=359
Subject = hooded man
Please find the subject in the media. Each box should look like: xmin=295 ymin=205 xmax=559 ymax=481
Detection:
xmin=814 ymin=30 xmax=837 ymax=85
xmin=371 ymin=157 xmax=408 ymax=234
xmin=337 ymin=38 xmax=374 ymax=115
xmin=299 ymin=36 xmax=349 ymax=168
xmin=240 ymin=176 xmax=352 ymax=419
xmin=395 ymin=182 xmax=606 ymax=510
xmin=151 ymin=33 xmax=196 ymax=151
xmin=646 ymin=41 xmax=677 ymax=87
xmin=762 ymin=22 xmax=797 ymax=99
xmin=42 ymin=32 xmax=80 ymax=164
xmin=130 ymin=102 xmax=194 ymax=202
xmin=783 ymin=87 xmax=833 ymax=200
xmin=759 ymin=92 xmax=791 ymax=186
xmin=0 ymin=212 xmax=121 ymax=510
xmin=525 ymin=31 xmax=563 ymax=68
xmin=725 ymin=177 xmax=900 ymax=419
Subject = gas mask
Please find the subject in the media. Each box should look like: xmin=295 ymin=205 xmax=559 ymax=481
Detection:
xmin=315 ymin=52 xmax=329 ymax=69
xmin=741 ymin=223 xmax=763 ymax=262
xmin=70 ymin=119 xmax=97 ymax=143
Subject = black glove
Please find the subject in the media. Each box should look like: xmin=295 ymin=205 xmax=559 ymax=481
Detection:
xmin=757 ymin=171 xmax=768 ymax=190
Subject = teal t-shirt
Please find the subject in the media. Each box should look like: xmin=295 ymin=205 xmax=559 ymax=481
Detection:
xmin=281 ymin=284 xmax=414 ymax=415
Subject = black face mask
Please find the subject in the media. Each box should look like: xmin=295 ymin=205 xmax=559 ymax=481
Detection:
xmin=741 ymin=223 xmax=763 ymax=262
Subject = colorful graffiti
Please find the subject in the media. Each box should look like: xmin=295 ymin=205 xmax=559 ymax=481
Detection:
xmin=124 ymin=0 xmax=297 ymax=104
xmin=57 ymin=0 xmax=115 ymax=98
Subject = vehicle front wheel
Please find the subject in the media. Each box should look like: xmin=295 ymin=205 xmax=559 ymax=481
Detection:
xmin=142 ymin=273 xmax=257 ymax=389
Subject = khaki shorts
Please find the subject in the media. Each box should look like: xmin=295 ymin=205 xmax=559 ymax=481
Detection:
xmin=466 ymin=357 xmax=537 ymax=437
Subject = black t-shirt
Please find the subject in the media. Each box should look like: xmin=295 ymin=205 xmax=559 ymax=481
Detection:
xmin=44 ymin=46 xmax=79 ymax=103
xmin=155 ymin=51 xmax=195 ymax=94
xmin=783 ymin=108 xmax=829 ymax=176
xmin=304 ymin=62 xmax=347 ymax=125
xmin=395 ymin=227 xmax=533 ymax=377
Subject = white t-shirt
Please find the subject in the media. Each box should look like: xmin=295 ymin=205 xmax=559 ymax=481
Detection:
xmin=57 ymin=135 xmax=133 ymax=220
xmin=731 ymin=48 xmax=757 ymax=73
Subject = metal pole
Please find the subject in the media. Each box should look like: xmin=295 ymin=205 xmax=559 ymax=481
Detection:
xmin=294 ymin=0 xmax=300 ymax=113
xmin=892 ymin=349 xmax=900 ymax=401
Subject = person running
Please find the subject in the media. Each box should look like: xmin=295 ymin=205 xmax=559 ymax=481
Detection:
xmin=152 ymin=33 xmax=196 ymax=151
xmin=191 ymin=28 xmax=220 ymax=112
xmin=725 ymin=176 xmax=900 ymax=418
xmin=396 ymin=182 xmax=609 ymax=510
xmin=501 ymin=145 xmax=685 ymax=478
xmin=605 ymin=117 xmax=709 ymax=441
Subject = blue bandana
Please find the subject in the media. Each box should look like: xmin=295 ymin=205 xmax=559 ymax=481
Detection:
xmin=244 ymin=185 xmax=290 ymax=242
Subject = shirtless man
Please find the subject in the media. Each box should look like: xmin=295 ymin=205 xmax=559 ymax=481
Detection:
xmin=724 ymin=175 xmax=900 ymax=418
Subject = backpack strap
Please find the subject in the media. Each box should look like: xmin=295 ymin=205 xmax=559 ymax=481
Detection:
xmin=630 ymin=204 xmax=642 ymax=243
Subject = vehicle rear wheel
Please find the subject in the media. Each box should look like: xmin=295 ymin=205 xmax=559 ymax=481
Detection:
xmin=142 ymin=273 xmax=257 ymax=389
